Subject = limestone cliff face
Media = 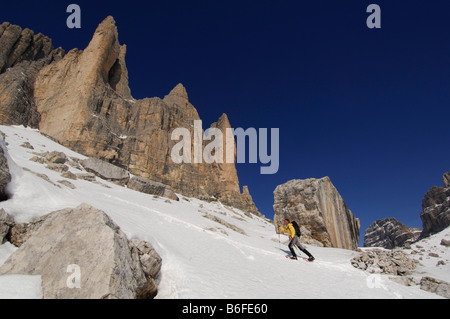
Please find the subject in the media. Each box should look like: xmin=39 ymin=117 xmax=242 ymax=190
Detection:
xmin=273 ymin=177 xmax=360 ymax=250
xmin=0 ymin=17 xmax=259 ymax=215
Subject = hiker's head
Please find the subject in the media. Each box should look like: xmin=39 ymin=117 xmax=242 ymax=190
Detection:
xmin=284 ymin=219 xmax=290 ymax=225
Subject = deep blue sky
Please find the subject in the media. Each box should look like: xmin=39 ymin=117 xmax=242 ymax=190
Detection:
xmin=2 ymin=1 xmax=449 ymax=243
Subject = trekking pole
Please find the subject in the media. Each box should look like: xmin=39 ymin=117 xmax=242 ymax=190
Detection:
xmin=278 ymin=232 xmax=281 ymax=249
xmin=277 ymin=223 xmax=281 ymax=249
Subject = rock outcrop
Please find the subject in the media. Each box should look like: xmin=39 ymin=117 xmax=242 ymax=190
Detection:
xmin=420 ymin=171 xmax=450 ymax=238
xmin=273 ymin=177 xmax=360 ymax=250
xmin=0 ymin=136 xmax=11 ymax=201
xmin=0 ymin=17 xmax=259 ymax=215
xmin=81 ymin=158 xmax=130 ymax=186
xmin=0 ymin=209 xmax=14 ymax=244
xmin=420 ymin=276 xmax=450 ymax=299
xmin=443 ymin=171 xmax=450 ymax=189
xmin=363 ymin=218 xmax=421 ymax=249
xmin=0 ymin=204 xmax=161 ymax=299
xmin=0 ymin=22 xmax=64 ymax=127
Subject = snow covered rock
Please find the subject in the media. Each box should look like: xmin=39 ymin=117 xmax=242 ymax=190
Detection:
xmin=0 ymin=203 xmax=161 ymax=299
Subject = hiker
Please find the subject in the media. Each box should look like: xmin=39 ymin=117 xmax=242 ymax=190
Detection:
xmin=278 ymin=218 xmax=315 ymax=261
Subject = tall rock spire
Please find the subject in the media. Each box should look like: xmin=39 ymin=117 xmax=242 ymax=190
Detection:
xmin=0 ymin=17 xmax=261 ymax=216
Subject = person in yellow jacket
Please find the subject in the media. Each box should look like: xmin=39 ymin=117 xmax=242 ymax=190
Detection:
xmin=278 ymin=219 xmax=315 ymax=261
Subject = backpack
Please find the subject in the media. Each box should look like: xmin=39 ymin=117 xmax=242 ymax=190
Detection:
xmin=291 ymin=221 xmax=301 ymax=237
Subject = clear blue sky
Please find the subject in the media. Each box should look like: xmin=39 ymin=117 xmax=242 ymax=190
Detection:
xmin=2 ymin=1 xmax=449 ymax=243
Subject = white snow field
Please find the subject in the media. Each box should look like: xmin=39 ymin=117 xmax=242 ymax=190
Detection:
xmin=0 ymin=125 xmax=448 ymax=299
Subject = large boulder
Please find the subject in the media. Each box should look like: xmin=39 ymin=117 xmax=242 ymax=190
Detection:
xmin=0 ymin=22 xmax=64 ymax=127
xmin=364 ymin=218 xmax=420 ymax=249
xmin=0 ymin=204 xmax=161 ymax=299
xmin=273 ymin=177 xmax=360 ymax=250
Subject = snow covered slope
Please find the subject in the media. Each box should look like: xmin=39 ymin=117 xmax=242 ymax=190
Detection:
xmin=0 ymin=125 xmax=448 ymax=299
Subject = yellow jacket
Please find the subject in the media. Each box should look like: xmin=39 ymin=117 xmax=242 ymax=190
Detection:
xmin=279 ymin=223 xmax=296 ymax=239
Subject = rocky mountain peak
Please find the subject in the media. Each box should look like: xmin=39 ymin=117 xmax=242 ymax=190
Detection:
xmin=0 ymin=21 xmax=64 ymax=127
xmin=163 ymin=83 xmax=191 ymax=109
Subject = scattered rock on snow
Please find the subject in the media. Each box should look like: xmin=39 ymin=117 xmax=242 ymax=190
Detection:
xmin=0 ymin=138 xmax=11 ymax=201
xmin=20 ymin=141 xmax=34 ymax=149
xmin=420 ymin=172 xmax=450 ymax=238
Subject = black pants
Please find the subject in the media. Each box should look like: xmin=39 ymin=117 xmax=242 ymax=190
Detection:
xmin=289 ymin=237 xmax=313 ymax=258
